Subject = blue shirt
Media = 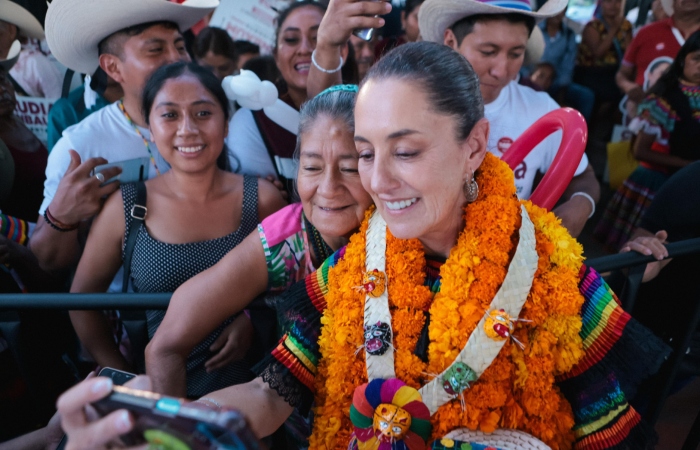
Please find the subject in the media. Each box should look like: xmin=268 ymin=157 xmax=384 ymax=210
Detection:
xmin=538 ymin=21 xmax=579 ymax=92
xmin=47 ymin=84 xmax=110 ymax=151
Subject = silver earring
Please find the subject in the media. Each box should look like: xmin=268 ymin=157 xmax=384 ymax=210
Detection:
xmin=463 ymin=174 xmax=479 ymax=203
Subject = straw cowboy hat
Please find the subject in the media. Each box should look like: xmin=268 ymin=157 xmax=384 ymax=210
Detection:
xmin=45 ymin=0 xmax=219 ymax=74
xmin=0 ymin=0 xmax=44 ymax=40
xmin=0 ymin=40 xmax=21 ymax=71
xmin=419 ymin=0 xmax=568 ymax=43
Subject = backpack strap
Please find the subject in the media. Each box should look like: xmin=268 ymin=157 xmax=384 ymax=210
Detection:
xmin=7 ymin=73 xmax=28 ymax=97
xmin=61 ymin=69 xmax=75 ymax=99
xmin=122 ymin=181 xmax=147 ymax=293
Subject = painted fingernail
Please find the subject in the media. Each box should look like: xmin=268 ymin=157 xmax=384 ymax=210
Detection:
xmin=115 ymin=410 xmax=131 ymax=432
xmin=92 ymin=378 xmax=113 ymax=393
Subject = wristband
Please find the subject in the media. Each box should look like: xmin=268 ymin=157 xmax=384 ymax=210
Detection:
xmin=311 ymin=49 xmax=344 ymax=74
xmin=197 ymin=397 xmax=222 ymax=410
xmin=570 ymin=192 xmax=596 ymax=219
xmin=44 ymin=207 xmax=79 ymax=232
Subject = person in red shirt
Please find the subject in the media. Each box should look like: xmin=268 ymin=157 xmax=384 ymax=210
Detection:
xmin=616 ymin=0 xmax=700 ymax=117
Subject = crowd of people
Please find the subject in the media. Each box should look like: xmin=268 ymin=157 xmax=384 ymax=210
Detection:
xmin=0 ymin=0 xmax=698 ymax=448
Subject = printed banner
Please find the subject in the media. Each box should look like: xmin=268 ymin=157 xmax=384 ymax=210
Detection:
xmin=14 ymin=96 xmax=54 ymax=146
xmin=209 ymin=0 xmax=292 ymax=54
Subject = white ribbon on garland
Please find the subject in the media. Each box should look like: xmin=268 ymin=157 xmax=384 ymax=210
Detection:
xmin=363 ymin=205 xmax=538 ymax=415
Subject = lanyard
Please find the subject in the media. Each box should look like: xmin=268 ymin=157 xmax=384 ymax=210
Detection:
xmin=118 ymin=100 xmax=162 ymax=176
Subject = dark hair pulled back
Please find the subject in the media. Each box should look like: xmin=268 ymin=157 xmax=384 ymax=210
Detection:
xmin=141 ymin=62 xmax=233 ymax=171
xmin=361 ymin=41 xmax=483 ymax=141
xmin=192 ymin=27 xmax=236 ymax=62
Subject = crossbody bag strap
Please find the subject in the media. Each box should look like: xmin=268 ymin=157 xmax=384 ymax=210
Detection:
xmin=122 ymin=181 xmax=147 ymax=293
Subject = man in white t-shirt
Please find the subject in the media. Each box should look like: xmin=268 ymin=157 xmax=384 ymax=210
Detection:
xmin=419 ymin=0 xmax=600 ymax=237
xmin=30 ymin=0 xmax=218 ymax=272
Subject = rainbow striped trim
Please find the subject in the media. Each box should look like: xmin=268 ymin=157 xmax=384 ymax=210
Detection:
xmin=476 ymin=0 xmax=533 ymax=11
xmin=561 ymin=267 xmax=629 ymax=379
xmin=272 ymin=333 xmax=318 ymax=390
xmin=574 ymin=403 xmax=642 ymax=450
xmin=304 ymin=246 xmax=345 ymax=313
xmin=0 ymin=213 xmax=29 ymax=246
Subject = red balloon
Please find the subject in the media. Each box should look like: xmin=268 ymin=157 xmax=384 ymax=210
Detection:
xmin=500 ymin=108 xmax=588 ymax=210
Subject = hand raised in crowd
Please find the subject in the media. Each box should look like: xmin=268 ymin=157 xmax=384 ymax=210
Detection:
xmin=205 ymin=313 xmax=255 ymax=372
xmin=57 ymin=374 xmax=152 ymax=450
xmin=319 ymin=0 xmax=391 ymax=48
xmin=620 ymin=229 xmax=672 ymax=282
xmin=48 ymin=150 xmax=122 ymax=227
xmin=308 ymin=0 xmax=391 ymax=97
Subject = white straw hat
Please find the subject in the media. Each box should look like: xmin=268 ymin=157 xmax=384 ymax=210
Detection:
xmin=419 ymin=0 xmax=568 ymax=43
xmin=444 ymin=427 xmax=552 ymax=450
xmin=0 ymin=0 xmax=44 ymax=40
xmin=0 ymin=40 xmax=21 ymax=71
xmin=45 ymin=0 xmax=219 ymax=74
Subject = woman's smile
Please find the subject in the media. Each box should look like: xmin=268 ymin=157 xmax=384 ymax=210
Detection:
xmin=384 ymin=197 xmax=419 ymax=211
xmin=294 ymin=60 xmax=311 ymax=75
xmin=175 ymin=144 xmax=205 ymax=154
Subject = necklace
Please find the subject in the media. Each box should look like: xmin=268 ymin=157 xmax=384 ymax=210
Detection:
xmin=360 ymin=206 xmax=538 ymax=415
xmin=118 ymin=100 xmax=162 ymax=176
xmin=309 ymin=153 xmax=586 ymax=449
xmin=303 ymin=213 xmax=333 ymax=264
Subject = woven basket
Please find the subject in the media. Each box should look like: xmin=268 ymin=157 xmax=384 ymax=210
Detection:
xmin=443 ymin=428 xmax=551 ymax=450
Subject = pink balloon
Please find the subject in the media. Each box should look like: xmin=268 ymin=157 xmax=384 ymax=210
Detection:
xmin=500 ymin=108 xmax=588 ymax=210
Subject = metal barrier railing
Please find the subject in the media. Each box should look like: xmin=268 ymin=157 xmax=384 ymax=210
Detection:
xmin=1 ymin=237 xmax=699 ymax=446
xmin=0 ymin=292 xmax=171 ymax=310
xmin=1 ymin=238 xmax=699 ymax=310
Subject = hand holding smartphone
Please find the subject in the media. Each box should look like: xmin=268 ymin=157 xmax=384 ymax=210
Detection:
xmin=92 ymin=385 xmax=263 ymax=450
xmin=352 ymin=0 xmax=389 ymax=41
xmin=91 ymin=157 xmax=151 ymax=186
xmin=56 ymin=368 xmax=137 ymax=450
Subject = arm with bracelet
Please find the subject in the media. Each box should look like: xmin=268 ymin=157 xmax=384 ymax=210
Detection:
xmin=307 ymin=0 xmax=391 ymax=98
xmin=552 ymin=163 xmax=601 ymax=238
xmin=30 ymin=147 xmax=122 ymax=273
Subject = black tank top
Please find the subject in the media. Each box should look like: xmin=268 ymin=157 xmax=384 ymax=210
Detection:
xmin=121 ymin=175 xmax=258 ymax=397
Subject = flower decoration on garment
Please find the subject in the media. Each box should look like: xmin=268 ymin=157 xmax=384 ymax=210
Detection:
xmin=441 ymin=362 xmax=478 ymax=397
xmin=364 ymin=322 xmax=392 ymax=356
xmin=349 ymin=379 xmax=431 ymax=450
xmin=356 ymin=269 xmax=387 ymax=298
xmin=483 ymin=309 xmax=528 ymax=349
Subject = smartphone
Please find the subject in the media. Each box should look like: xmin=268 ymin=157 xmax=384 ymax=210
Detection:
xmin=352 ymin=0 xmax=384 ymax=41
xmin=56 ymin=368 xmax=137 ymax=450
xmin=92 ymin=385 xmax=264 ymax=449
xmin=98 ymin=367 xmax=136 ymax=385
xmin=91 ymin=156 xmax=151 ymax=186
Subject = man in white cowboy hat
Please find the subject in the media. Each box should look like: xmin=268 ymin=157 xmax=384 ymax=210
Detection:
xmin=419 ymin=0 xmax=601 ymax=238
xmin=0 ymin=0 xmax=62 ymax=98
xmin=30 ymin=0 xmax=219 ymax=278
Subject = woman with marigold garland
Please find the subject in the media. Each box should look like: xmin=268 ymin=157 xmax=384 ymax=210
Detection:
xmin=57 ymin=43 xmax=668 ymax=450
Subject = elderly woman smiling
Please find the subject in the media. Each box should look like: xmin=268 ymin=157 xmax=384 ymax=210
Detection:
xmin=58 ymin=43 xmax=666 ymax=450
xmin=146 ymin=85 xmax=372 ymax=397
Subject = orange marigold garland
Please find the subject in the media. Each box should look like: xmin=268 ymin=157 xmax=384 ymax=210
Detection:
xmin=309 ymin=153 xmax=585 ymax=450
